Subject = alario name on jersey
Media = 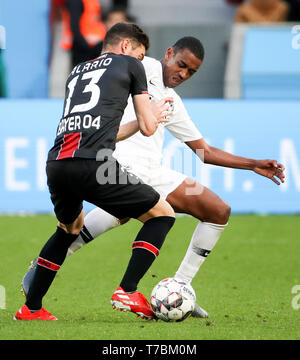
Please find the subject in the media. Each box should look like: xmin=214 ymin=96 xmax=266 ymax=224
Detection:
xmin=71 ymin=55 xmax=112 ymax=75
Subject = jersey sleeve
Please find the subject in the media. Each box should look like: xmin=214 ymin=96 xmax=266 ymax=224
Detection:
xmin=128 ymin=57 xmax=148 ymax=96
xmin=165 ymin=92 xmax=203 ymax=143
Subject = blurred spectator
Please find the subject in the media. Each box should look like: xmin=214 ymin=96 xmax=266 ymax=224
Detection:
xmin=235 ymin=0 xmax=289 ymax=22
xmin=113 ymin=0 xmax=129 ymax=8
xmin=48 ymin=0 xmax=131 ymax=98
xmin=61 ymin=0 xmax=107 ymax=67
xmin=284 ymin=0 xmax=300 ymax=20
xmin=103 ymin=6 xmax=135 ymax=31
xmin=225 ymin=0 xmax=245 ymax=4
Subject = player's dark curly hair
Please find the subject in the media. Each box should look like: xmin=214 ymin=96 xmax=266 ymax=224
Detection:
xmin=103 ymin=22 xmax=150 ymax=51
xmin=172 ymin=37 xmax=205 ymax=61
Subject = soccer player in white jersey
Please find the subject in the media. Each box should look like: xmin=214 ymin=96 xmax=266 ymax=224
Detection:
xmin=22 ymin=36 xmax=285 ymax=318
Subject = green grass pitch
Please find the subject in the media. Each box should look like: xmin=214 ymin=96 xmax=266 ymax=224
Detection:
xmin=0 ymin=214 xmax=299 ymax=340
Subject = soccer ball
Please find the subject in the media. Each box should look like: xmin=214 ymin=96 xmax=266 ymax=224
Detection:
xmin=150 ymin=277 xmax=196 ymax=322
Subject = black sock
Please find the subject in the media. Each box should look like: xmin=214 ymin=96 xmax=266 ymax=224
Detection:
xmin=120 ymin=216 xmax=175 ymax=293
xmin=25 ymin=227 xmax=79 ymax=311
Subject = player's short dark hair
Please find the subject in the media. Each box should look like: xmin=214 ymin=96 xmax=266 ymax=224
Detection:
xmin=172 ymin=36 xmax=205 ymax=61
xmin=102 ymin=22 xmax=150 ymax=51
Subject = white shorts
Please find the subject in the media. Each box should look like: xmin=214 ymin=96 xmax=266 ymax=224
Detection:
xmin=116 ymin=156 xmax=187 ymax=199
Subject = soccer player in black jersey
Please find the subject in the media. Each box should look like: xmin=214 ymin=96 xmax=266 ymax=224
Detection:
xmin=14 ymin=23 xmax=175 ymax=321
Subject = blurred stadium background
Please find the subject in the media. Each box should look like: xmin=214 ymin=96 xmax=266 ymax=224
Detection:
xmin=0 ymin=0 xmax=299 ymax=215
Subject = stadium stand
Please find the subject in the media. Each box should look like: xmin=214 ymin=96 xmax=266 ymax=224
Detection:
xmin=225 ymin=23 xmax=300 ymax=99
xmin=241 ymin=25 xmax=300 ymax=99
xmin=49 ymin=0 xmax=238 ymax=98
xmin=0 ymin=0 xmax=50 ymax=98
xmin=0 ymin=1 xmax=299 ymax=100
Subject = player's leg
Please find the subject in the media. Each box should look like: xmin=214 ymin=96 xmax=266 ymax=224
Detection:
xmin=59 ymin=161 xmax=175 ymax=256
xmin=20 ymin=199 xmax=174 ymax=308
xmin=67 ymin=207 xmax=126 ymax=256
xmin=86 ymin=159 xmax=176 ymax=296
xmin=15 ymin=159 xmax=85 ymax=320
xmin=66 ymin=157 xmax=170 ymax=255
xmin=166 ymin=177 xmax=230 ymax=284
xmin=20 ymin=207 xmax=127 ymax=298
xmin=21 ymin=161 xmax=171 ymax=305
xmin=110 ymin=197 xmax=175 ymax=319
xmin=67 ymin=170 xmax=229 ymax=268
xmin=68 ymin=156 xmax=178 ymax=255
xmin=118 ymin=197 xmax=175 ymax=293
xmin=15 ymin=211 xmax=84 ymax=321
xmin=89 ymin=159 xmax=175 ymax=319
xmin=24 ymin=212 xmax=84 ymax=310
xmin=22 ymin=189 xmax=175 ymax=308
xmin=60 ymin=171 xmax=176 ymax=256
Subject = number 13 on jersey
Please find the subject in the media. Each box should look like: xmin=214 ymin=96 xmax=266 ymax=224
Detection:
xmin=64 ymin=69 xmax=106 ymax=117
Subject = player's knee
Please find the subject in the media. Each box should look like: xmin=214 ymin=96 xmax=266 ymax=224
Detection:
xmin=156 ymin=199 xmax=175 ymax=218
xmin=58 ymin=214 xmax=84 ymax=235
xmin=201 ymin=202 xmax=230 ymax=225
xmin=216 ymin=203 xmax=231 ymax=225
xmin=58 ymin=223 xmax=81 ymax=235
xmin=67 ymin=228 xmax=82 ymax=235
xmin=139 ymin=198 xmax=175 ymax=222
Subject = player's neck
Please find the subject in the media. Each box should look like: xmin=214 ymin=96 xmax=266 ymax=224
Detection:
xmin=101 ymin=45 xmax=122 ymax=56
xmin=160 ymin=59 xmax=168 ymax=88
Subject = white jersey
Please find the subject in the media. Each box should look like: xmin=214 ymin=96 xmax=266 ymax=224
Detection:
xmin=113 ymin=56 xmax=203 ymax=166
xmin=112 ymin=56 xmax=203 ymax=198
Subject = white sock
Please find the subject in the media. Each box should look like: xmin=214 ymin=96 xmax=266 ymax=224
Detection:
xmin=174 ymin=221 xmax=227 ymax=284
xmin=67 ymin=207 xmax=121 ymax=256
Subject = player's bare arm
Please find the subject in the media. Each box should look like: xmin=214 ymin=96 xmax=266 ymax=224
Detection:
xmin=133 ymin=94 xmax=173 ymax=137
xmin=186 ymin=138 xmax=285 ymax=185
xmin=133 ymin=94 xmax=158 ymax=136
xmin=116 ymin=97 xmax=174 ymax=142
xmin=116 ymin=120 xmax=140 ymax=142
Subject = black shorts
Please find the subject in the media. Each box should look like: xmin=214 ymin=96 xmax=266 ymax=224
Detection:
xmin=46 ymin=158 xmax=160 ymax=224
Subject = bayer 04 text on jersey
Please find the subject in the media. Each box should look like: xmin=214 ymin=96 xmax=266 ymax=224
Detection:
xmin=56 ymin=114 xmax=101 ymax=136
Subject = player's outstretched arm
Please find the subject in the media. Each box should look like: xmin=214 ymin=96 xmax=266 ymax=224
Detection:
xmin=252 ymin=159 xmax=285 ymax=185
xmin=186 ymin=138 xmax=285 ymax=185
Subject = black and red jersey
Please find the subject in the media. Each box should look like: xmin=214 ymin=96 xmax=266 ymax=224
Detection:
xmin=47 ymin=53 xmax=148 ymax=161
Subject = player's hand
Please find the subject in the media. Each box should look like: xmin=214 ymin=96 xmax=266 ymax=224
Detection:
xmin=150 ymin=97 xmax=174 ymax=124
xmin=253 ymin=160 xmax=285 ymax=185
